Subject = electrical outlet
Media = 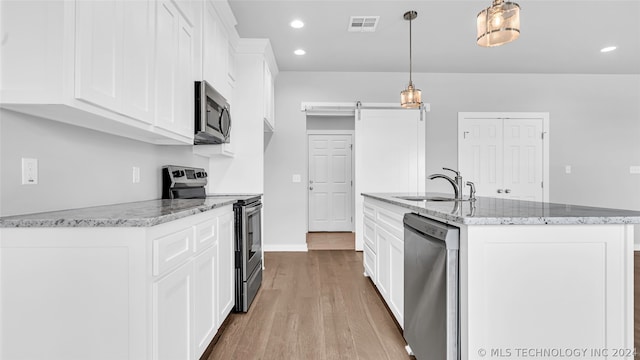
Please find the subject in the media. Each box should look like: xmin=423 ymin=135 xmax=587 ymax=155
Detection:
xmin=630 ymin=166 xmax=640 ymax=174
xmin=292 ymin=174 xmax=301 ymax=183
xmin=21 ymin=158 xmax=38 ymax=185
xmin=132 ymin=166 xmax=140 ymax=183
xmin=565 ymin=165 xmax=571 ymax=174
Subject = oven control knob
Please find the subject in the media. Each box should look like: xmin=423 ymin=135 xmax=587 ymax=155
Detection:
xmin=172 ymin=170 xmax=185 ymax=177
xmin=196 ymin=171 xmax=205 ymax=178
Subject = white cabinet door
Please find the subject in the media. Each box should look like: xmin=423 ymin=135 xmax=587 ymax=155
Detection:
xmin=193 ymin=244 xmax=217 ymax=357
xmin=263 ymin=61 xmax=274 ymax=129
xmin=154 ymin=0 xmax=178 ymax=132
xmin=202 ymin=0 xmax=230 ymax=100
xmin=155 ymin=0 xmax=193 ymax=139
xmin=122 ymin=0 xmax=154 ymax=124
xmin=176 ymin=15 xmax=194 ymax=137
xmin=375 ymin=226 xmax=391 ymax=301
xmin=363 ymin=215 xmax=377 ymax=281
xmin=217 ymin=210 xmax=235 ymax=322
xmin=388 ymin=233 xmax=404 ymax=328
xmin=75 ymin=0 xmax=123 ymax=110
xmin=154 ymin=261 xmax=193 ymax=360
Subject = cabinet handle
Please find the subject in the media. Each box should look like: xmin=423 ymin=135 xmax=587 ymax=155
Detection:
xmin=505 ymin=189 xmax=511 ymax=194
xmin=497 ymin=189 xmax=503 ymax=193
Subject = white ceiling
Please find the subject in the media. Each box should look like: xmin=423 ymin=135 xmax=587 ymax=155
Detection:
xmin=228 ymin=0 xmax=640 ymax=74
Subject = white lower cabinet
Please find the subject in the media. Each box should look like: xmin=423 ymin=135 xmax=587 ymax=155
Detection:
xmin=363 ymin=197 xmax=406 ymax=328
xmin=193 ymin=244 xmax=218 ymax=357
xmin=0 ymin=205 xmax=235 ymax=360
xmin=217 ymin=211 xmax=235 ymax=321
xmin=154 ymin=261 xmax=194 ymax=360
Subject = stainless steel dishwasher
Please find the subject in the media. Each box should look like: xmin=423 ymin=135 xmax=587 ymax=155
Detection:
xmin=404 ymin=213 xmax=460 ymax=360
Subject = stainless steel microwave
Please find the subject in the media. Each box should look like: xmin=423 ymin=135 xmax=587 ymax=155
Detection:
xmin=194 ymin=81 xmax=231 ymax=145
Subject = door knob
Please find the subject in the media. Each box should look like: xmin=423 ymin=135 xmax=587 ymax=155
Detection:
xmin=497 ymin=189 xmax=503 ymax=193
xmin=505 ymin=189 xmax=511 ymax=194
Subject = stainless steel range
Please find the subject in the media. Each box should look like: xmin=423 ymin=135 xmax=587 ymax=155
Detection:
xmin=161 ymin=165 xmax=263 ymax=313
xmin=233 ymin=196 xmax=262 ymax=312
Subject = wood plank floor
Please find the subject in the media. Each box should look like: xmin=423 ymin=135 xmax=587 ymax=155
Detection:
xmin=307 ymin=232 xmax=355 ymax=250
xmin=206 ymin=251 xmax=409 ymax=360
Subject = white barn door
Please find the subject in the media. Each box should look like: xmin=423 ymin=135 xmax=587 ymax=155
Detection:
xmin=354 ymin=109 xmax=425 ymax=251
xmin=458 ymin=112 xmax=549 ymax=202
xmin=308 ymin=134 xmax=353 ymax=231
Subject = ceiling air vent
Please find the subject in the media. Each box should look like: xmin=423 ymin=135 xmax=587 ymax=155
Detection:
xmin=348 ymin=16 xmax=380 ymax=32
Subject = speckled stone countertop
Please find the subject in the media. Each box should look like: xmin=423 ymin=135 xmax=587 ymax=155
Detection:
xmin=363 ymin=193 xmax=640 ymax=226
xmin=0 ymin=194 xmax=261 ymax=228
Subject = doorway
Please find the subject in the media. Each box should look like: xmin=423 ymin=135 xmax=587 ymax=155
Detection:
xmin=457 ymin=112 xmax=550 ymax=202
xmin=307 ymin=133 xmax=354 ymax=232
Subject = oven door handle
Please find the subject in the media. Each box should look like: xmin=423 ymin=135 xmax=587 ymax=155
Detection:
xmin=245 ymin=203 xmax=262 ymax=215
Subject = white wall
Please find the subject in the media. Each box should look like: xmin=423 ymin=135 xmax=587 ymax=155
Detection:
xmin=0 ymin=109 xmax=208 ymax=216
xmin=264 ymin=71 xmax=640 ymax=250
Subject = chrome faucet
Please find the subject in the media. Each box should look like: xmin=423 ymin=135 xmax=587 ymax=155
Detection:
xmin=427 ymin=168 xmax=461 ymax=200
xmin=427 ymin=167 xmax=476 ymax=201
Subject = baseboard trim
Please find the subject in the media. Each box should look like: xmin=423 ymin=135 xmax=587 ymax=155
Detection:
xmin=264 ymin=244 xmax=309 ymax=252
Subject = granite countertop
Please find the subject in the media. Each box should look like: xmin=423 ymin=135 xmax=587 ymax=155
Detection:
xmin=0 ymin=194 xmax=261 ymax=228
xmin=363 ymin=193 xmax=640 ymax=225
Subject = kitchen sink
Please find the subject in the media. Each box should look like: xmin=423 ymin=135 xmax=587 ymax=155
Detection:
xmin=394 ymin=195 xmax=472 ymax=202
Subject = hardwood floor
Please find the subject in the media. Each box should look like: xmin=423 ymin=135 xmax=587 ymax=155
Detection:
xmin=206 ymin=251 xmax=409 ymax=360
xmin=307 ymin=232 xmax=355 ymax=250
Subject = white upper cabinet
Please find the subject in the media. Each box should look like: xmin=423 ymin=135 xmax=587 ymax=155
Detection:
xmin=154 ymin=0 xmax=194 ymax=139
xmin=75 ymin=0 xmax=155 ymax=125
xmin=263 ymin=60 xmax=275 ymax=130
xmin=122 ymin=0 xmax=155 ymax=123
xmin=75 ymin=1 xmax=123 ymax=112
xmin=202 ymin=0 xmax=235 ymax=102
xmin=0 ymin=0 xmax=194 ymax=144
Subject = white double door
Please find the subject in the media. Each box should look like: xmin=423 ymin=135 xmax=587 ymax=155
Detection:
xmin=458 ymin=112 xmax=549 ymax=202
xmin=308 ymin=134 xmax=353 ymax=231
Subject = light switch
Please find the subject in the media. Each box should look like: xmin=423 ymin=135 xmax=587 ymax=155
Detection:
xmin=630 ymin=166 xmax=640 ymax=174
xmin=565 ymin=165 xmax=571 ymax=174
xmin=292 ymin=174 xmax=301 ymax=183
xmin=132 ymin=166 xmax=141 ymax=183
xmin=21 ymin=158 xmax=38 ymax=185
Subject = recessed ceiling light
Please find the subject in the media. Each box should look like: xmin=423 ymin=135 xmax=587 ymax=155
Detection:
xmin=600 ymin=46 xmax=617 ymax=53
xmin=290 ymin=20 xmax=304 ymax=29
xmin=294 ymin=49 xmax=306 ymax=56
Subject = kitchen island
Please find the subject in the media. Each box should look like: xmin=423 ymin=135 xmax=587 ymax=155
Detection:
xmin=362 ymin=193 xmax=638 ymax=360
xmin=0 ymin=195 xmax=258 ymax=360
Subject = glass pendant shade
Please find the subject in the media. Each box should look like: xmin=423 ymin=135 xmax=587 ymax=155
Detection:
xmin=400 ymin=11 xmax=422 ymax=108
xmin=477 ymin=0 xmax=520 ymax=47
xmin=401 ymin=82 xmax=422 ymax=108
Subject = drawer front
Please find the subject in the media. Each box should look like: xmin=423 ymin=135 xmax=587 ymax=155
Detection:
xmin=194 ymin=217 xmax=216 ymax=252
xmin=376 ymin=207 xmax=404 ymax=240
xmin=363 ymin=215 xmax=376 ymax=252
xmin=153 ymin=228 xmax=194 ymax=276
xmin=363 ymin=202 xmax=376 ymax=218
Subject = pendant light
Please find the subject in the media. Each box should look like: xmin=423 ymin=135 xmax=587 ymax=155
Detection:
xmin=400 ymin=10 xmax=421 ymax=108
xmin=477 ymin=0 xmax=520 ymax=47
